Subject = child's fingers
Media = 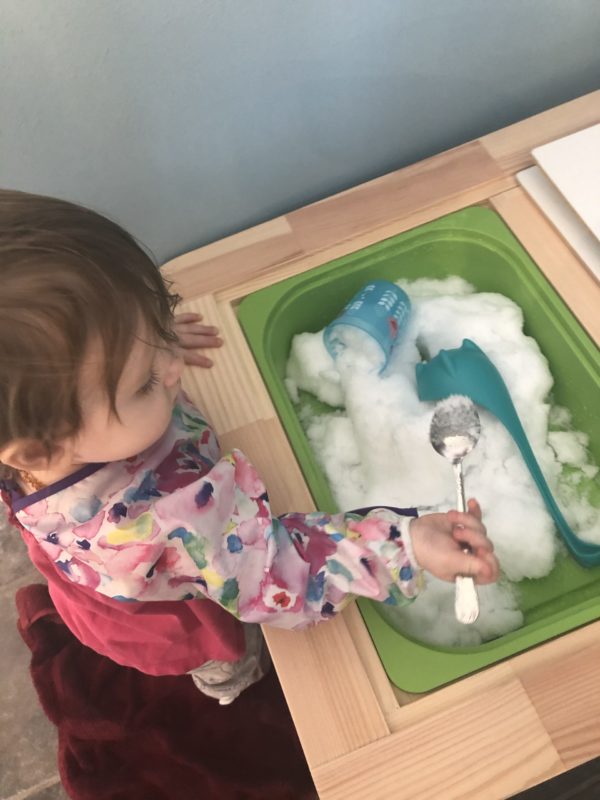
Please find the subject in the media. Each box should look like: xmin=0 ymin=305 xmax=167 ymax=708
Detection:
xmin=466 ymin=498 xmax=482 ymax=520
xmin=175 ymin=313 xmax=224 ymax=368
xmin=174 ymin=312 xmax=221 ymax=342
xmin=451 ymin=550 xmax=487 ymax=580
xmin=476 ymin=553 xmax=500 ymax=584
xmin=451 ymin=524 xmax=494 ymax=553
xmin=178 ymin=332 xmax=223 ymax=349
xmin=452 ymin=550 xmax=499 ymax=584
xmin=472 ymin=549 xmax=499 ymax=581
xmin=182 ymin=323 xmax=220 ymax=337
xmin=446 ymin=509 xmax=486 ymax=536
xmin=174 ymin=312 xmax=204 ymax=324
xmin=182 ymin=351 xmax=214 ymax=368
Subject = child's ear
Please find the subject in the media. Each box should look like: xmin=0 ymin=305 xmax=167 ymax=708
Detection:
xmin=0 ymin=439 xmax=65 ymax=472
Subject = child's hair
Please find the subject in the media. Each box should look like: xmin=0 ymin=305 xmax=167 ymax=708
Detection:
xmin=0 ymin=189 xmax=180 ymax=471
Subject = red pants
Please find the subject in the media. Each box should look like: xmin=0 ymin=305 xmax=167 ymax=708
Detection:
xmin=16 ymin=583 xmax=315 ymax=800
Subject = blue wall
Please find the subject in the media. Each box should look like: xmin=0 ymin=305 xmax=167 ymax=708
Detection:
xmin=1 ymin=0 xmax=599 ymax=262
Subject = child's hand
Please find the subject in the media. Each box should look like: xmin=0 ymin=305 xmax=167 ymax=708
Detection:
xmin=409 ymin=499 xmax=499 ymax=585
xmin=174 ymin=312 xmax=223 ymax=368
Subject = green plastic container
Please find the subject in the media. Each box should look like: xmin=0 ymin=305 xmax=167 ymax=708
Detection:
xmin=237 ymin=207 xmax=600 ymax=693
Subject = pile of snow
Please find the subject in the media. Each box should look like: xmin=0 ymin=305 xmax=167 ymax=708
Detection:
xmin=285 ymin=277 xmax=599 ymax=647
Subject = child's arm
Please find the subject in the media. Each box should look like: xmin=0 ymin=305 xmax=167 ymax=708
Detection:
xmin=147 ymin=449 xmax=497 ymax=629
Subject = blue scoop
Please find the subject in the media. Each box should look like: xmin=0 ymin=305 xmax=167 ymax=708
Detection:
xmin=416 ymin=338 xmax=600 ymax=567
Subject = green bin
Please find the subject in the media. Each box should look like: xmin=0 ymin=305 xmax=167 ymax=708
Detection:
xmin=238 ymin=207 xmax=600 ymax=693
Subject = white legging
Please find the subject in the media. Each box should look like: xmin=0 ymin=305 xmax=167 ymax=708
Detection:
xmin=188 ymin=623 xmax=270 ymax=705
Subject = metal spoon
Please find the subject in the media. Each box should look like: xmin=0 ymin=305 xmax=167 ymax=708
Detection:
xmin=429 ymin=395 xmax=482 ymax=624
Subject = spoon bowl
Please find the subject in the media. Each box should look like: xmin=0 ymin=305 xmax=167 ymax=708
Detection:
xmin=430 ymin=395 xmax=481 ymax=464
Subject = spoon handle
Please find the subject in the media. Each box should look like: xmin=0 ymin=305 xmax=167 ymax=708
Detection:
xmin=452 ymin=461 xmax=479 ymax=624
xmin=453 ymin=460 xmax=467 ymax=513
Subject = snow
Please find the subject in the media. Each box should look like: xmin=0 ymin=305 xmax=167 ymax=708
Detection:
xmin=285 ymin=277 xmax=600 ymax=647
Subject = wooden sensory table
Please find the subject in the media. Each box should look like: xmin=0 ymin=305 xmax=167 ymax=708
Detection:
xmin=163 ymin=90 xmax=600 ymax=799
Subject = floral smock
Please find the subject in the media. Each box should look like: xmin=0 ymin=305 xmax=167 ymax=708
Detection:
xmin=4 ymin=394 xmax=421 ymax=631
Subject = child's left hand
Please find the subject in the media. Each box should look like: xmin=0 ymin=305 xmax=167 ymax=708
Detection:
xmin=174 ymin=312 xmax=223 ymax=368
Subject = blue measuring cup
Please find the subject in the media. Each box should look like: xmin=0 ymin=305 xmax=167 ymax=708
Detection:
xmin=323 ymin=280 xmax=411 ymax=370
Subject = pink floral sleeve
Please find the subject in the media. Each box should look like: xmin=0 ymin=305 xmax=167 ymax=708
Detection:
xmin=143 ymin=450 xmax=421 ymax=629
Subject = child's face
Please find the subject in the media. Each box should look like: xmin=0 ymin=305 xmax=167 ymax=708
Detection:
xmin=72 ymin=328 xmax=185 ymax=464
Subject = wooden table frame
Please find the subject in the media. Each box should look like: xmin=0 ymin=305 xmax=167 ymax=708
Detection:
xmin=164 ymin=91 xmax=600 ymax=799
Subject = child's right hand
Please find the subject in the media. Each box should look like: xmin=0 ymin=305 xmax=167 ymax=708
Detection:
xmin=408 ymin=499 xmax=499 ymax=585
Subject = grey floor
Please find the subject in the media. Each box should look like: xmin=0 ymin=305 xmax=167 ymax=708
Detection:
xmin=1 ymin=505 xmax=68 ymax=800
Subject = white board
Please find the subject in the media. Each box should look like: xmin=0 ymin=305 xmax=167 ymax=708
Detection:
xmin=532 ymin=123 xmax=600 ymax=240
xmin=517 ymin=166 xmax=600 ymax=283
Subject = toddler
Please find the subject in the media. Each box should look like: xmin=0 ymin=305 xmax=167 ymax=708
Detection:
xmin=0 ymin=190 xmax=498 ymax=704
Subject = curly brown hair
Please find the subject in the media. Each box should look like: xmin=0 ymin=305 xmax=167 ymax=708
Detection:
xmin=0 ymin=189 xmax=180 ymax=475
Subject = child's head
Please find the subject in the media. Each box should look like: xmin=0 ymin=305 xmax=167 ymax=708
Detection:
xmin=0 ymin=189 xmax=185 ymax=479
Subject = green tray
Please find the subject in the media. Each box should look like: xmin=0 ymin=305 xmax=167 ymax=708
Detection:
xmin=237 ymin=206 xmax=600 ymax=693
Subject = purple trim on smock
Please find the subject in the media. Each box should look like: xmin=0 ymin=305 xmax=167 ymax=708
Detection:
xmin=349 ymin=506 xmax=418 ymax=518
xmin=9 ymin=463 xmax=106 ymax=513
xmin=276 ymin=507 xmax=418 ymax=523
